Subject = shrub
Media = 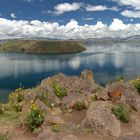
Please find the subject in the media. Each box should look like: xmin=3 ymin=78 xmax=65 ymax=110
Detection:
xmin=27 ymin=101 xmax=44 ymax=131
xmin=52 ymin=81 xmax=67 ymax=100
xmin=13 ymin=103 xmax=22 ymax=112
xmin=17 ymin=93 xmax=24 ymax=103
xmin=8 ymin=88 xmax=24 ymax=112
xmin=0 ymin=104 xmax=4 ymax=114
xmin=112 ymin=103 xmax=129 ymax=123
xmin=74 ymin=101 xmax=87 ymax=110
xmin=133 ymin=77 xmax=140 ymax=94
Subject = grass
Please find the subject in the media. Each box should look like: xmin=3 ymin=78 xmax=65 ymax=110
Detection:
xmin=0 ymin=104 xmax=19 ymax=123
xmin=0 ymin=40 xmax=86 ymax=54
xmin=0 ymin=133 xmax=8 ymax=140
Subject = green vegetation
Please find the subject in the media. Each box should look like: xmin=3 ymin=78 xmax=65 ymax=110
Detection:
xmin=26 ymin=101 xmax=44 ymax=131
xmin=74 ymin=101 xmax=87 ymax=110
xmin=131 ymin=77 xmax=140 ymax=94
xmin=52 ymin=81 xmax=67 ymax=100
xmin=112 ymin=103 xmax=129 ymax=123
xmin=0 ymin=133 xmax=8 ymax=140
xmin=9 ymin=88 xmax=24 ymax=112
xmin=0 ymin=40 xmax=86 ymax=54
xmin=0 ymin=104 xmax=4 ymax=114
xmin=0 ymin=104 xmax=19 ymax=123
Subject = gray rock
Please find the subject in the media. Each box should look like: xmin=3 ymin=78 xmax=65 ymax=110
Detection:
xmin=81 ymin=101 xmax=120 ymax=137
xmin=121 ymin=84 xmax=140 ymax=112
xmin=95 ymin=89 xmax=110 ymax=101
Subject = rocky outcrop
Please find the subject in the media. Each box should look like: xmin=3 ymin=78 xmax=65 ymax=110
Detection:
xmin=81 ymin=101 xmax=120 ymax=137
xmin=62 ymin=93 xmax=89 ymax=112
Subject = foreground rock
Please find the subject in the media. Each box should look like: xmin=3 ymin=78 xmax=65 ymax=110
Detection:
xmin=81 ymin=101 xmax=121 ymax=137
xmin=95 ymin=81 xmax=140 ymax=112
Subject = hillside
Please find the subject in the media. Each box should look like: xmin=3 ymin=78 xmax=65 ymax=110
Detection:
xmin=0 ymin=70 xmax=140 ymax=140
xmin=0 ymin=40 xmax=86 ymax=54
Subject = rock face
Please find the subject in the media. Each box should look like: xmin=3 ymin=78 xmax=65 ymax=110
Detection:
xmin=121 ymin=84 xmax=140 ymax=112
xmin=81 ymin=101 xmax=120 ymax=137
xmin=41 ymin=70 xmax=100 ymax=112
xmin=95 ymin=81 xmax=140 ymax=112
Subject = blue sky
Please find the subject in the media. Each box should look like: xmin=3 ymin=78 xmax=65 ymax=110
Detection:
xmin=0 ymin=0 xmax=140 ymax=39
xmin=0 ymin=0 xmax=140 ymax=24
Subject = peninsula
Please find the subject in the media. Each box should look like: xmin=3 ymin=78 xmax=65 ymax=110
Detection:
xmin=0 ymin=40 xmax=86 ymax=54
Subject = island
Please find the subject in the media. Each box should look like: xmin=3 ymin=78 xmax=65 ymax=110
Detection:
xmin=0 ymin=40 xmax=86 ymax=54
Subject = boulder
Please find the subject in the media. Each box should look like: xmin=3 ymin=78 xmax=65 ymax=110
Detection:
xmin=81 ymin=101 xmax=120 ymax=137
xmin=80 ymin=70 xmax=94 ymax=82
xmin=107 ymin=82 xmax=126 ymax=100
xmin=121 ymin=84 xmax=140 ymax=112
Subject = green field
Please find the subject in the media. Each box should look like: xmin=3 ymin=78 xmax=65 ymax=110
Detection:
xmin=0 ymin=40 xmax=86 ymax=54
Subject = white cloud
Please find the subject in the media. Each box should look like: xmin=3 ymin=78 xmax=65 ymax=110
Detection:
xmin=82 ymin=17 xmax=94 ymax=21
xmin=121 ymin=10 xmax=140 ymax=18
xmin=109 ymin=18 xmax=127 ymax=31
xmin=53 ymin=2 xmax=82 ymax=15
xmin=86 ymin=5 xmax=118 ymax=12
xmin=10 ymin=13 xmax=16 ymax=19
xmin=0 ymin=18 xmax=140 ymax=39
xmin=112 ymin=0 xmax=140 ymax=10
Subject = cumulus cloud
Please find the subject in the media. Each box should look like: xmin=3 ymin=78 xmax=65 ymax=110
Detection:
xmin=52 ymin=2 xmax=82 ymax=15
xmin=86 ymin=5 xmax=118 ymax=12
xmin=121 ymin=10 xmax=140 ymax=18
xmin=0 ymin=18 xmax=140 ymax=39
xmin=112 ymin=0 xmax=140 ymax=10
xmin=10 ymin=13 xmax=16 ymax=19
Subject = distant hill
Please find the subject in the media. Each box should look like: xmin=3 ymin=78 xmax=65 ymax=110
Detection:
xmin=0 ymin=40 xmax=86 ymax=54
xmin=82 ymin=35 xmax=140 ymax=45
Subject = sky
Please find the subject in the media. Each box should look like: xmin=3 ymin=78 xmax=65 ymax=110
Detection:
xmin=0 ymin=0 xmax=140 ymax=39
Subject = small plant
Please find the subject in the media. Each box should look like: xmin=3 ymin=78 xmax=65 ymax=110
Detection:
xmin=33 ymin=128 xmax=42 ymax=135
xmin=0 ymin=104 xmax=4 ymax=114
xmin=74 ymin=101 xmax=87 ymax=110
xmin=17 ymin=93 xmax=24 ymax=103
xmin=118 ymin=75 xmax=125 ymax=81
xmin=8 ymin=88 xmax=24 ymax=112
xmin=91 ymin=95 xmax=97 ymax=101
xmin=52 ymin=81 xmax=67 ymax=100
xmin=26 ymin=101 xmax=44 ymax=131
xmin=112 ymin=103 xmax=129 ymax=123
xmin=132 ymin=77 xmax=140 ymax=94
xmin=13 ymin=103 xmax=22 ymax=112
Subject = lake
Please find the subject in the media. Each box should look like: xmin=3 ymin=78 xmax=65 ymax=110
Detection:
xmin=0 ymin=43 xmax=140 ymax=102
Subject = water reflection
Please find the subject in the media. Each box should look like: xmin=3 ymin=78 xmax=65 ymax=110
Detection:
xmin=0 ymin=43 xmax=140 ymax=101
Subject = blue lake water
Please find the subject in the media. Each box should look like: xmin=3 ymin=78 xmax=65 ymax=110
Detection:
xmin=0 ymin=43 xmax=140 ymax=102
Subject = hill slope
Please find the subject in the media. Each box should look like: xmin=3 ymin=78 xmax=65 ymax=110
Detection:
xmin=0 ymin=40 xmax=86 ymax=54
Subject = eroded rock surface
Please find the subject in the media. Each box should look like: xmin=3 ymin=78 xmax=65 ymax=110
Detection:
xmin=81 ymin=101 xmax=121 ymax=137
